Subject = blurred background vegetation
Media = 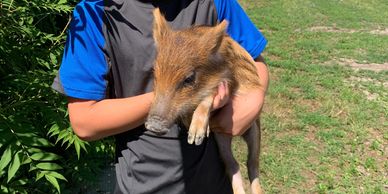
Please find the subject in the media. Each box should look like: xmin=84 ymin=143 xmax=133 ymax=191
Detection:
xmin=0 ymin=0 xmax=114 ymax=193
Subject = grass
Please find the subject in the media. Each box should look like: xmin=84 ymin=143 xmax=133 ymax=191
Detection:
xmin=233 ymin=0 xmax=388 ymax=193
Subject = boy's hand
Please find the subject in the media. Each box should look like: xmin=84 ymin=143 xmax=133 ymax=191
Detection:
xmin=211 ymin=88 xmax=265 ymax=136
xmin=210 ymin=58 xmax=268 ymax=136
xmin=211 ymin=81 xmax=230 ymax=111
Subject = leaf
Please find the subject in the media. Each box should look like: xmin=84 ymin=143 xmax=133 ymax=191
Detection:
xmin=61 ymin=134 xmax=71 ymax=147
xmin=36 ymin=57 xmax=50 ymax=69
xmin=55 ymin=130 xmax=68 ymax=144
xmin=16 ymin=133 xmax=53 ymax=147
xmin=35 ymin=137 xmax=52 ymax=147
xmin=1 ymin=185 xmax=9 ymax=193
xmin=74 ymin=140 xmax=80 ymax=159
xmin=7 ymin=151 xmax=22 ymax=183
xmin=48 ymin=124 xmax=60 ymax=137
xmin=65 ymin=136 xmax=75 ymax=149
xmin=0 ymin=144 xmax=13 ymax=172
xmin=27 ymin=17 xmax=34 ymax=25
xmin=30 ymin=152 xmax=61 ymax=161
xmin=78 ymin=137 xmax=89 ymax=153
xmin=58 ymin=0 xmax=67 ymax=5
xmin=36 ymin=171 xmax=45 ymax=181
xmin=36 ymin=162 xmax=63 ymax=171
xmin=21 ymin=156 xmax=31 ymax=165
xmin=44 ymin=174 xmax=60 ymax=193
xmin=11 ymin=178 xmax=28 ymax=186
xmin=46 ymin=171 xmax=67 ymax=181
xmin=14 ymin=133 xmax=36 ymax=138
xmin=28 ymin=137 xmax=52 ymax=147
xmin=26 ymin=147 xmax=43 ymax=154
xmin=44 ymin=34 xmax=54 ymax=39
xmin=29 ymin=165 xmax=37 ymax=172
xmin=49 ymin=53 xmax=57 ymax=65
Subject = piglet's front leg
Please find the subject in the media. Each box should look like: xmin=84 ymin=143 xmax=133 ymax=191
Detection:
xmin=187 ymin=95 xmax=214 ymax=145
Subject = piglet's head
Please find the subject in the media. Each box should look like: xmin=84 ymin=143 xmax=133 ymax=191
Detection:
xmin=145 ymin=8 xmax=231 ymax=135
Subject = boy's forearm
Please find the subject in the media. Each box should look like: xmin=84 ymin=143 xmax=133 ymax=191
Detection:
xmin=68 ymin=92 xmax=154 ymax=141
xmin=211 ymin=55 xmax=269 ymax=136
xmin=229 ymin=57 xmax=268 ymax=135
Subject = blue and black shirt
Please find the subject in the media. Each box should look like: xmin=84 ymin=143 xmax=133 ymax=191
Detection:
xmin=52 ymin=0 xmax=267 ymax=193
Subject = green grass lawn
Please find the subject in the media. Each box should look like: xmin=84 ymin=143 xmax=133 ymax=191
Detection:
xmin=234 ymin=0 xmax=388 ymax=193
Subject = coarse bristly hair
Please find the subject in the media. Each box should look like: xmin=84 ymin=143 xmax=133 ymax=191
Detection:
xmin=145 ymin=8 xmax=265 ymax=194
xmin=146 ymin=8 xmax=260 ymax=134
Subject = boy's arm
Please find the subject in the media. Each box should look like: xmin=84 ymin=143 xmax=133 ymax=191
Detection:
xmin=212 ymin=55 xmax=269 ymax=136
xmin=67 ymin=92 xmax=154 ymax=141
xmin=68 ymin=90 xmax=229 ymax=141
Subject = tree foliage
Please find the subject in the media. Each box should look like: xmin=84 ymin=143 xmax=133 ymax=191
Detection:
xmin=0 ymin=0 xmax=114 ymax=193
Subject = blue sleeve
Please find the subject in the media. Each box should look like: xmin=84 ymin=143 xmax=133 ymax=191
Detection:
xmin=214 ymin=0 xmax=267 ymax=59
xmin=58 ymin=0 xmax=108 ymax=100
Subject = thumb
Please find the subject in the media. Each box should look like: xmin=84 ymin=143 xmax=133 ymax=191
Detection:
xmin=212 ymin=81 xmax=229 ymax=111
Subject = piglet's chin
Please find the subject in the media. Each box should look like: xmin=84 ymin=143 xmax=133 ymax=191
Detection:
xmin=145 ymin=116 xmax=171 ymax=135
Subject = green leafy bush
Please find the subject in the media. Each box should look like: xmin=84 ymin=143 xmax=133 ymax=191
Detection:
xmin=0 ymin=0 xmax=114 ymax=193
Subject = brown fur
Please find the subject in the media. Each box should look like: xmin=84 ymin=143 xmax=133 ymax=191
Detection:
xmin=145 ymin=9 xmax=263 ymax=194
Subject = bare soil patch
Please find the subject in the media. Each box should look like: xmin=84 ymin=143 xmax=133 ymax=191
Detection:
xmin=344 ymin=74 xmax=388 ymax=101
xmin=338 ymin=58 xmax=388 ymax=72
xmin=302 ymin=26 xmax=388 ymax=35
xmin=370 ymin=28 xmax=388 ymax=35
xmin=308 ymin=26 xmax=358 ymax=33
xmin=326 ymin=58 xmax=388 ymax=72
xmin=347 ymin=76 xmax=388 ymax=89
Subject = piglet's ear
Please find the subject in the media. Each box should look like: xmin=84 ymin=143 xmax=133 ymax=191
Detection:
xmin=214 ymin=20 xmax=228 ymax=34
xmin=153 ymin=8 xmax=171 ymax=44
xmin=201 ymin=20 xmax=228 ymax=53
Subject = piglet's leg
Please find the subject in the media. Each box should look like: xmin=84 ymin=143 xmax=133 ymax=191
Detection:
xmin=215 ymin=133 xmax=246 ymax=194
xmin=242 ymin=121 xmax=263 ymax=194
xmin=187 ymin=95 xmax=214 ymax=145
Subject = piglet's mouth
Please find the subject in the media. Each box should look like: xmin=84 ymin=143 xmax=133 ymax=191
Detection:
xmin=145 ymin=115 xmax=171 ymax=135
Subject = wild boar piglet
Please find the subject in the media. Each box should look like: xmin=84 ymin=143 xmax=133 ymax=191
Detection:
xmin=145 ymin=8 xmax=264 ymax=194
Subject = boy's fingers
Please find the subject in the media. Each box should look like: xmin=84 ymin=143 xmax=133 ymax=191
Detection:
xmin=212 ymin=81 xmax=229 ymax=110
xmin=220 ymin=81 xmax=230 ymax=105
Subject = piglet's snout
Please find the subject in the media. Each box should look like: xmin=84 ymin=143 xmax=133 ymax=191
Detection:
xmin=145 ymin=115 xmax=171 ymax=135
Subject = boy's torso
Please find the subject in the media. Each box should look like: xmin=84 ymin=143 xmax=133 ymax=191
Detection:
xmin=102 ymin=1 xmax=232 ymax=193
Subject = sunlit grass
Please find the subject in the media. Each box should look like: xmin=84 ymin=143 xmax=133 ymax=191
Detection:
xmin=235 ymin=0 xmax=388 ymax=193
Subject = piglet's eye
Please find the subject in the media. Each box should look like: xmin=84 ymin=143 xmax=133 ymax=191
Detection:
xmin=182 ymin=71 xmax=196 ymax=87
